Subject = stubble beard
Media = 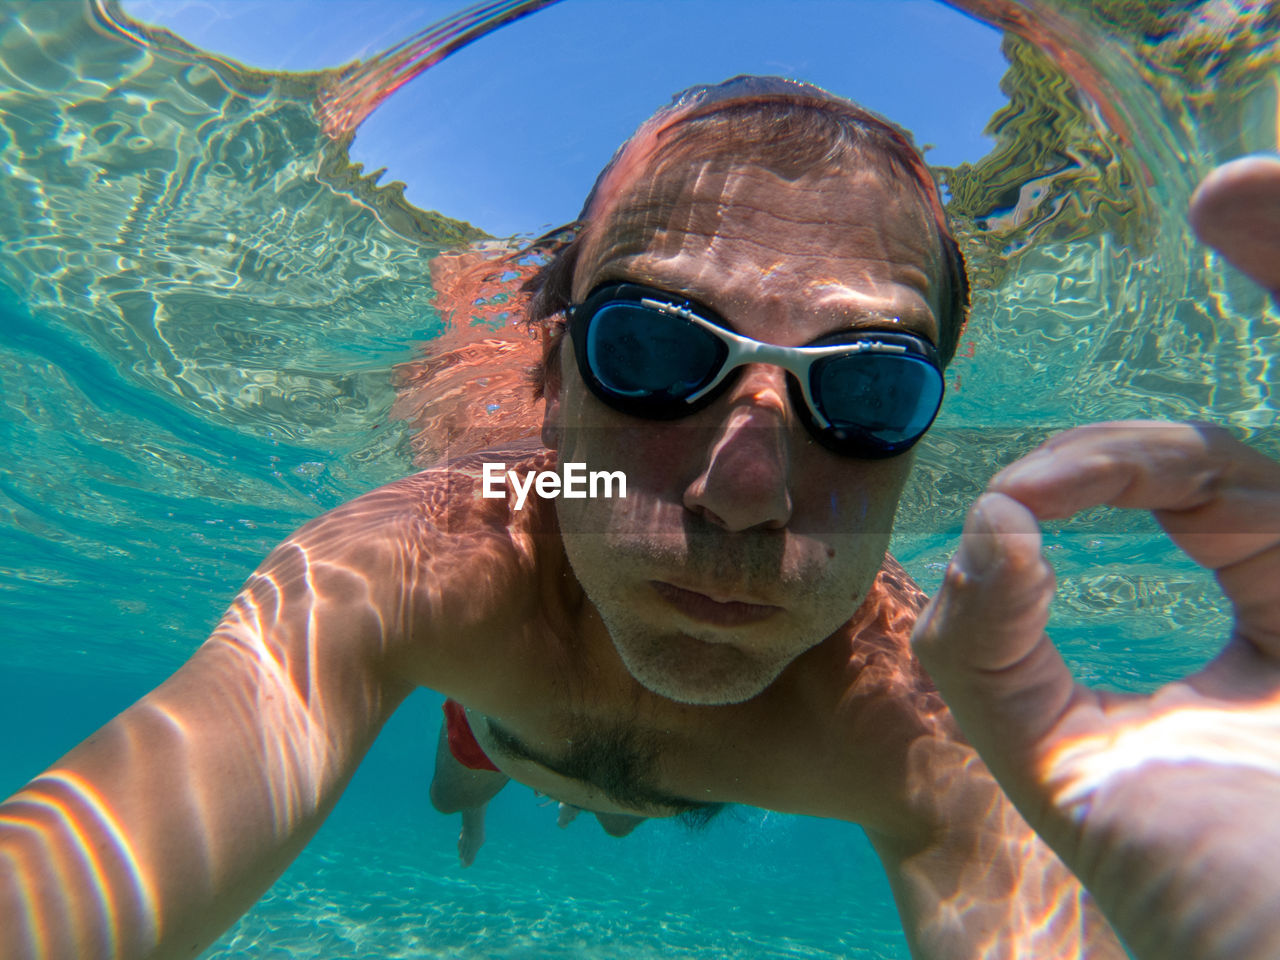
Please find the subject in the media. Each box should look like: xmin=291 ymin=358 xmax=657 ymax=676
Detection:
xmin=594 ymin=599 xmax=784 ymax=705
xmin=559 ymin=522 xmax=868 ymax=706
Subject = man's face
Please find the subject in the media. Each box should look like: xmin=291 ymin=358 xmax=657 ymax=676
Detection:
xmin=545 ymin=153 xmax=944 ymax=706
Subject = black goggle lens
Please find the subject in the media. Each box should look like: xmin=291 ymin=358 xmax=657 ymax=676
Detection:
xmin=810 ymin=351 xmax=944 ymax=449
xmin=584 ymin=303 xmax=727 ymax=413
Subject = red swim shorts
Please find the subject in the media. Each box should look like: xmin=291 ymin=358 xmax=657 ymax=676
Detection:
xmin=442 ymin=698 xmax=500 ymax=773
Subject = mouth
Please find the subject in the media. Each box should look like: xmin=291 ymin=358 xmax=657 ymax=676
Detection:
xmin=650 ymin=580 xmax=783 ymax=627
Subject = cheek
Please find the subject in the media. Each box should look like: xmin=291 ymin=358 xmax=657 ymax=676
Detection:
xmin=562 ymin=406 xmax=693 ymax=497
xmin=614 ymin=424 xmax=700 ymax=493
xmin=796 ymin=454 xmax=914 ymax=537
xmin=555 ymin=402 xmax=692 ymax=539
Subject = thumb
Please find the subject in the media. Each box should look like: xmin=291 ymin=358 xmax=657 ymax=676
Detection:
xmin=1188 ymin=154 xmax=1280 ymax=301
xmin=912 ymin=492 xmax=1078 ymax=780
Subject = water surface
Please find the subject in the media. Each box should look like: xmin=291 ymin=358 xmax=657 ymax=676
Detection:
xmin=1 ymin=1 xmax=1278 ymax=956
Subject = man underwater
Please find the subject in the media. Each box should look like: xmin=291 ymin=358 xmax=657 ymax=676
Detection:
xmin=6 ymin=76 xmax=1280 ymax=960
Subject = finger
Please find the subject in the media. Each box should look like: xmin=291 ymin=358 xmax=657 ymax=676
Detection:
xmin=990 ymin=422 xmax=1217 ymax=518
xmin=912 ymin=492 xmax=1079 ymax=791
xmin=1189 ymin=155 xmax=1280 ymax=300
xmin=1150 ymin=431 xmax=1280 ymax=650
xmin=992 ymin=422 xmax=1280 ymax=563
xmin=993 ymin=421 xmax=1280 ymax=653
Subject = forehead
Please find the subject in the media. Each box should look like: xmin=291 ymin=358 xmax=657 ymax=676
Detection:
xmin=573 ymin=153 xmax=944 ymax=338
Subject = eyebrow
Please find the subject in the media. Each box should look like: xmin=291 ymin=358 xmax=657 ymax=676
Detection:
xmin=485 ymin=717 xmax=726 ymax=819
xmin=590 ymin=276 xmax=937 ymax=343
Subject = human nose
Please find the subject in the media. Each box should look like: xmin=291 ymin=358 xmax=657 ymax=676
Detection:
xmin=682 ymin=366 xmax=794 ymax=531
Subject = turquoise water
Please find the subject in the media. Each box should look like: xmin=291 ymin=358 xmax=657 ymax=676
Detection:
xmin=1 ymin=1 xmax=1278 ymax=957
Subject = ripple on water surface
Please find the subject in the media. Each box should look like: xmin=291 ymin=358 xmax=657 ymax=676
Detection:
xmin=0 ymin=4 xmax=1278 ymax=955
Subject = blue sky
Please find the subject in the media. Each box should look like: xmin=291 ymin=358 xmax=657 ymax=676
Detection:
xmin=123 ymin=1 xmax=1008 ymax=237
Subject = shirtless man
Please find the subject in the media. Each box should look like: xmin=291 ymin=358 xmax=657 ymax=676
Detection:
xmin=1 ymin=76 xmax=1153 ymax=959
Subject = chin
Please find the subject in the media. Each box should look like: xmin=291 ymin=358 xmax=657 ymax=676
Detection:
xmin=612 ymin=627 xmax=788 ymax=706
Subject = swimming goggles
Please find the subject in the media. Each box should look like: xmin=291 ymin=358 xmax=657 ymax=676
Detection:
xmin=568 ymin=283 xmax=945 ymax=459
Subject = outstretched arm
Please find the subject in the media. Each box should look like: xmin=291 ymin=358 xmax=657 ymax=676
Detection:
xmin=0 ymin=482 xmax=432 ymax=960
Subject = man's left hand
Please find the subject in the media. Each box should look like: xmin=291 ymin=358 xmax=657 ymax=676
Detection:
xmin=913 ymin=421 xmax=1280 ymax=960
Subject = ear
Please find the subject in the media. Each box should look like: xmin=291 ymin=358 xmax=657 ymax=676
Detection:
xmin=540 ymin=324 xmax=566 ymax=449
xmin=541 ymin=391 xmax=562 ymax=450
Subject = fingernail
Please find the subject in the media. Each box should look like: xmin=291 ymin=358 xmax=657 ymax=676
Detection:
xmin=958 ymin=497 xmax=1001 ymax=573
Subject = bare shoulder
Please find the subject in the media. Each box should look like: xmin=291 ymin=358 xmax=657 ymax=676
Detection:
xmin=844 ymin=557 xmax=1022 ymax=845
xmin=782 ymin=554 xmax=965 ymax=830
xmin=247 ymin=445 xmax=559 ymax=691
xmin=838 ymin=554 xmax=936 ymax=700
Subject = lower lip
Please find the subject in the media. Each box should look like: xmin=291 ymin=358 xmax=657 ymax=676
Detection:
xmin=650 ymin=581 xmax=782 ymax=627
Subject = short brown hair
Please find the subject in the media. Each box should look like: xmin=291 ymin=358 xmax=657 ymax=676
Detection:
xmin=524 ymin=76 xmax=969 ymax=394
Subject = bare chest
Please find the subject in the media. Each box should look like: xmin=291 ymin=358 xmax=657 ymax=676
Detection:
xmin=433 ymin=556 xmax=933 ymax=826
xmin=456 ymin=653 xmax=906 ymax=824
